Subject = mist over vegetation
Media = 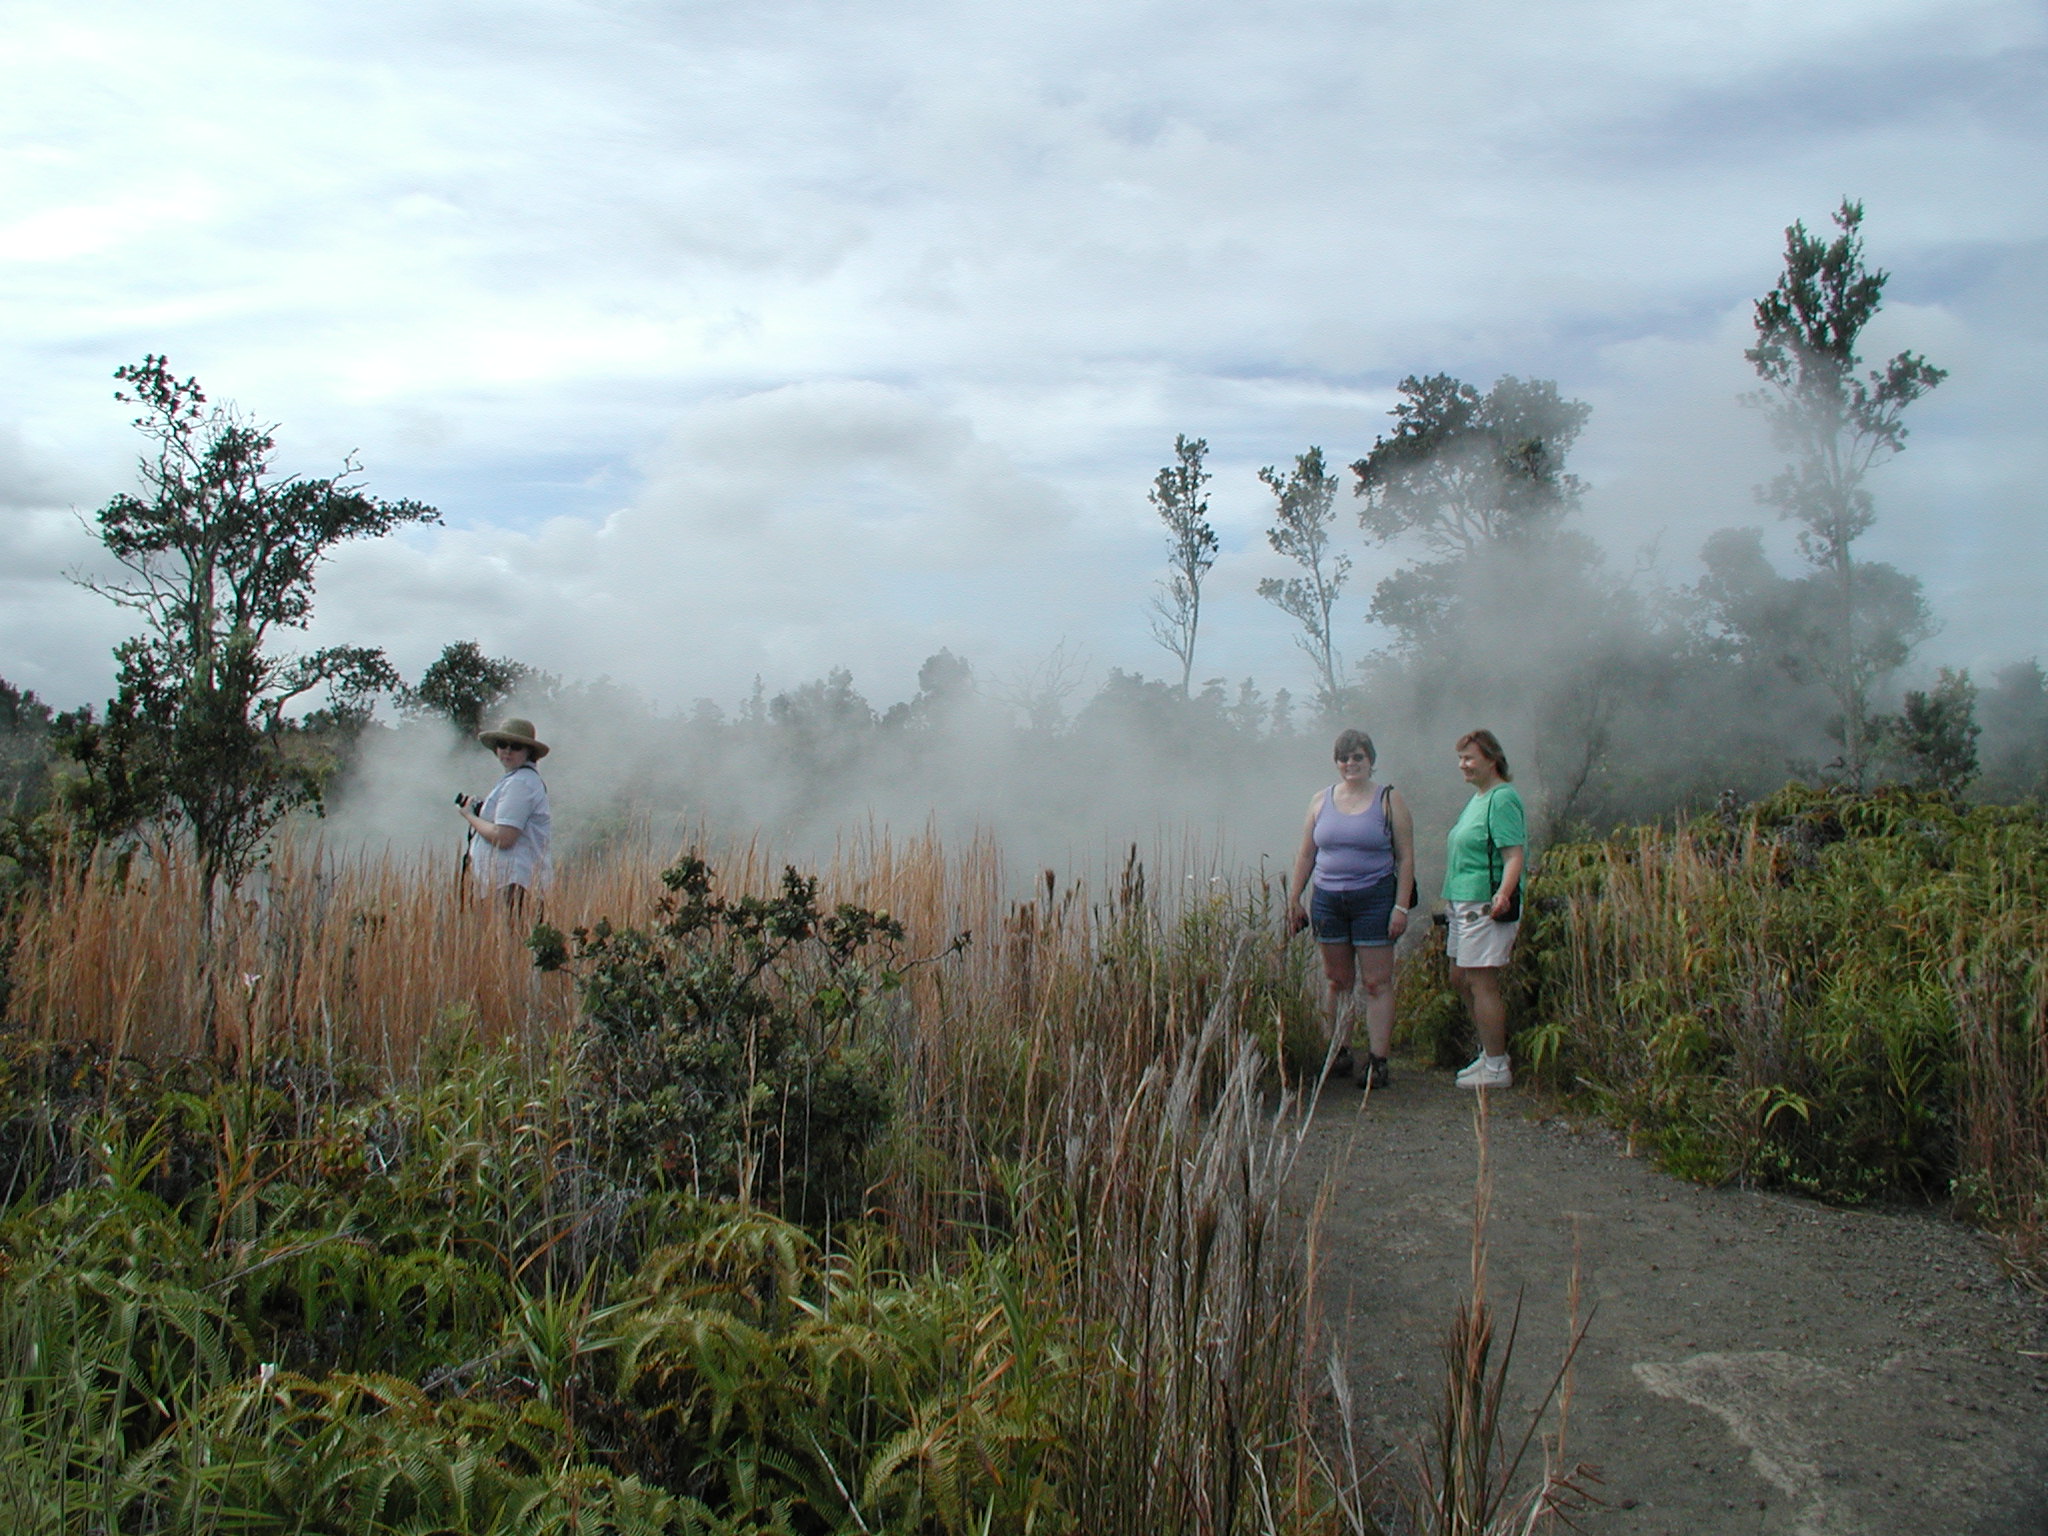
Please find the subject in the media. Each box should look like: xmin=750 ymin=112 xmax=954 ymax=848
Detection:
xmin=301 ymin=208 xmax=2046 ymax=882
xmin=1 ymin=199 xmax=2043 ymax=894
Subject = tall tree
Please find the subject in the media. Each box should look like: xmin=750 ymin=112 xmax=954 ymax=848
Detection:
xmin=1145 ymin=434 xmax=1218 ymax=695
xmin=1351 ymin=373 xmax=1591 ymax=647
xmin=71 ymin=356 xmax=438 ymax=894
xmin=1256 ymin=447 xmax=1350 ymax=708
xmin=403 ymin=640 xmax=545 ymax=737
xmin=881 ymin=648 xmax=975 ymax=729
xmin=1743 ymin=199 xmax=1946 ymax=784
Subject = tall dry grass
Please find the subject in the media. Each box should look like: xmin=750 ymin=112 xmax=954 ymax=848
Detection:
xmin=5 ymin=827 xmax=1019 ymax=1069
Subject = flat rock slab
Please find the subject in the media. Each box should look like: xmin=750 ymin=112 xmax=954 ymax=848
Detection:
xmin=1290 ymin=1067 xmax=2048 ymax=1535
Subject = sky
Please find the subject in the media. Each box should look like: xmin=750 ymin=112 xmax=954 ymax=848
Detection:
xmin=2 ymin=0 xmax=2043 ymax=717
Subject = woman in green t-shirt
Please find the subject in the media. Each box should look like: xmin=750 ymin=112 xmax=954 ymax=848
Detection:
xmin=1441 ymin=729 xmax=1525 ymax=1090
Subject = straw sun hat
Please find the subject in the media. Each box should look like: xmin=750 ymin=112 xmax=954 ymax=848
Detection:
xmin=478 ymin=718 xmax=550 ymax=759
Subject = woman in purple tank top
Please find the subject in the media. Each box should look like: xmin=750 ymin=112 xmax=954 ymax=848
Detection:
xmin=1285 ymin=728 xmax=1416 ymax=1090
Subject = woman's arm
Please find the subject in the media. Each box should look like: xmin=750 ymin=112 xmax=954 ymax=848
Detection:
xmin=1490 ymin=844 xmax=1525 ymax=920
xmin=458 ymin=802 xmax=524 ymax=851
xmin=1388 ymin=787 xmax=1417 ymax=938
xmin=1286 ymin=793 xmax=1323 ymax=933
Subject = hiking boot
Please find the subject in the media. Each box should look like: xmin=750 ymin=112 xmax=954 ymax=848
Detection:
xmin=1327 ymin=1047 xmax=1356 ymax=1083
xmin=1363 ymin=1054 xmax=1391 ymax=1090
xmin=1456 ymin=1057 xmax=1513 ymax=1090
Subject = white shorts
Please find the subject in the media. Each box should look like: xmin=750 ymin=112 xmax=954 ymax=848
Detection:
xmin=1445 ymin=901 xmax=1518 ymax=969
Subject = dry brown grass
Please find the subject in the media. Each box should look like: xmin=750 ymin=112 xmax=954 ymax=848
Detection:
xmin=4 ymin=827 xmax=1033 ymax=1068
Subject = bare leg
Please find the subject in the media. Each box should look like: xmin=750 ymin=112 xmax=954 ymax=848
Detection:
xmin=1319 ymin=941 xmax=1358 ymax=1053
xmin=1355 ymin=944 xmax=1397 ymax=1058
xmin=1457 ymin=964 xmax=1509 ymax=1057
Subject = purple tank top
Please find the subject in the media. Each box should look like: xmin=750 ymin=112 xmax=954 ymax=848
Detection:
xmin=1313 ymin=785 xmax=1395 ymax=891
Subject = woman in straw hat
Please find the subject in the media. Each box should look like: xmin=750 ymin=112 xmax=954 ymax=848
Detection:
xmin=456 ymin=718 xmax=552 ymax=904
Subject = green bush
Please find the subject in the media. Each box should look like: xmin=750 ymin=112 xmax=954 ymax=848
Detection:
xmin=531 ymin=855 xmax=910 ymax=1227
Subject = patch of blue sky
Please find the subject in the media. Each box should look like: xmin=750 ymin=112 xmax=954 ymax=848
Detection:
xmin=405 ymin=452 xmax=631 ymax=533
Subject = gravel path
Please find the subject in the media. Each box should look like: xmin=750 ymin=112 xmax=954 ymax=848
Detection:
xmin=1289 ymin=1066 xmax=2048 ymax=1534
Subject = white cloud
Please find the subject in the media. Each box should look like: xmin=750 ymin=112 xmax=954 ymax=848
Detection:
xmin=302 ymin=382 xmax=1098 ymax=705
xmin=0 ymin=0 xmax=2042 ymax=711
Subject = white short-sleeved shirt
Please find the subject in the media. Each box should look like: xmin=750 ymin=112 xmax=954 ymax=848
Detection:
xmin=471 ymin=765 xmax=550 ymax=892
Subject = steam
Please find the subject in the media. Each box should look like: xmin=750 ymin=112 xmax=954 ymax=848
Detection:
xmin=320 ymin=676 xmax=1342 ymax=888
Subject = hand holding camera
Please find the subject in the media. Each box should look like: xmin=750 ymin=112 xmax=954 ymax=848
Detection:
xmin=454 ymin=791 xmax=477 ymax=812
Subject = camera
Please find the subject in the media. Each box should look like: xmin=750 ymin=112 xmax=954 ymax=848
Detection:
xmin=453 ymin=791 xmax=474 ymax=810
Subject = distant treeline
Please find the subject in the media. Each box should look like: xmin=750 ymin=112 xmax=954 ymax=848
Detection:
xmin=5 ymin=633 xmax=2048 ymax=888
xmin=5 ymin=201 xmax=2043 ymax=888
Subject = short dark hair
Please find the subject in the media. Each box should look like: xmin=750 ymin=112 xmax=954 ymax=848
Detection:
xmin=1333 ymin=728 xmax=1376 ymax=764
xmin=1456 ymin=729 xmax=1511 ymax=781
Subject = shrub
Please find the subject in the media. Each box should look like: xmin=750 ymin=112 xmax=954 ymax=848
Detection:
xmin=1479 ymin=784 xmax=2048 ymax=1267
xmin=531 ymin=854 xmax=914 ymax=1226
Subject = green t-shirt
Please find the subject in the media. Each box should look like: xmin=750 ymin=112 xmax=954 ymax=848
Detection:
xmin=1443 ymin=784 xmax=1526 ymax=903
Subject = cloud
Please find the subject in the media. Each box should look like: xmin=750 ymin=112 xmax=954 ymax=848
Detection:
xmin=0 ymin=0 xmax=2042 ymax=712
xmin=303 ymin=381 xmax=1098 ymax=705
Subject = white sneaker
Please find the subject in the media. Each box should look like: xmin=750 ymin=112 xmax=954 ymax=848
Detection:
xmin=1453 ymin=1055 xmax=1488 ymax=1083
xmin=1456 ymin=1058 xmax=1512 ymax=1090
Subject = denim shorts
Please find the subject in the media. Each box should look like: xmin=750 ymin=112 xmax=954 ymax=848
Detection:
xmin=1310 ymin=876 xmax=1399 ymax=947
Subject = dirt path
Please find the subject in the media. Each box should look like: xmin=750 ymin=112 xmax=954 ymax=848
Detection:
xmin=1290 ymin=1066 xmax=2048 ymax=1535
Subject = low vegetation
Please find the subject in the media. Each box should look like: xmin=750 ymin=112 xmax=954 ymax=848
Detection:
xmin=15 ymin=782 xmax=2040 ymax=1531
xmin=3 ymin=832 xmax=1454 ymax=1534
xmin=1429 ymin=784 xmax=2048 ymax=1281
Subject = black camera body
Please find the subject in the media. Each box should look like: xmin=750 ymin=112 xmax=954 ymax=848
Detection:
xmin=454 ymin=791 xmax=474 ymax=810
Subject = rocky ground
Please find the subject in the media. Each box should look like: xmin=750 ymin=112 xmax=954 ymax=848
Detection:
xmin=1290 ymin=1065 xmax=2048 ymax=1535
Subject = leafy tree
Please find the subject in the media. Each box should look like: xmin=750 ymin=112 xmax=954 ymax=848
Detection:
xmin=0 ymin=678 xmax=86 ymax=895
xmin=1742 ymin=199 xmax=1946 ymax=784
xmin=1353 ymin=374 xmax=1590 ymax=555
xmin=402 ymin=640 xmax=545 ymax=737
xmin=1695 ymin=527 xmax=1932 ymax=774
xmin=1145 ymin=434 xmax=1218 ymax=695
xmin=1887 ymin=667 xmax=1979 ymax=797
xmin=1340 ymin=370 xmax=1676 ymax=830
xmin=881 ymin=648 xmax=975 ymax=729
xmin=1696 ymin=529 xmax=1932 ymax=681
xmin=1255 ymin=447 xmax=1350 ymax=708
xmin=767 ymin=670 xmax=877 ymax=808
xmin=70 ymin=356 xmax=438 ymax=894
xmin=771 ymin=667 xmax=874 ymax=740
xmin=1351 ymin=373 xmax=1590 ymax=647
xmin=0 ymin=679 xmax=59 ymax=810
